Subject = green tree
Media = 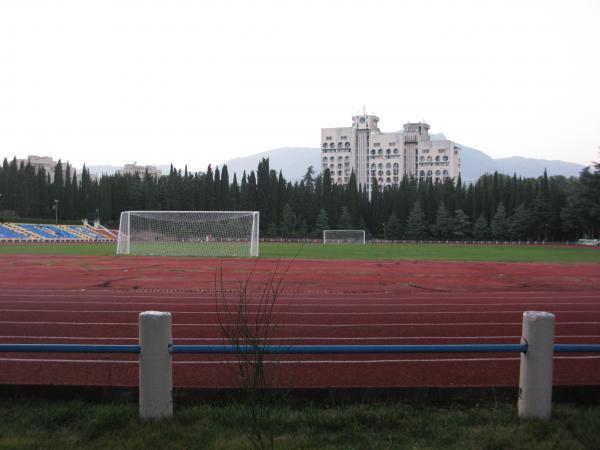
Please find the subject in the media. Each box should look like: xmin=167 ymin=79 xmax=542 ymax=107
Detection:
xmin=451 ymin=209 xmax=471 ymax=240
xmin=386 ymin=213 xmax=403 ymax=239
xmin=314 ymin=208 xmax=329 ymax=236
xmin=491 ymin=203 xmax=509 ymax=240
xmin=280 ymin=203 xmax=295 ymax=237
xmin=337 ymin=206 xmax=353 ymax=229
xmin=430 ymin=202 xmax=453 ymax=239
xmin=473 ymin=214 xmax=490 ymax=240
xmin=405 ymin=201 xmax=428 ymax=240
xmin=508 ymin=203 xmax=532 ymax=240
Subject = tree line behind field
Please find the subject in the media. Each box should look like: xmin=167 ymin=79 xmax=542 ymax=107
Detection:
xmin=0 ymin=156 xmax=598 ymax=241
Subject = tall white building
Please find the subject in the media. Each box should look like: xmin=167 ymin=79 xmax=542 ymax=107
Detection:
xmin=321 ymin=115 xmax=461 ymax=193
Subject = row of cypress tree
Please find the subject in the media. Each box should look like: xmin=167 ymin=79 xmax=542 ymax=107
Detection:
xmin=0 ymin=156 xmax=598 ymax=241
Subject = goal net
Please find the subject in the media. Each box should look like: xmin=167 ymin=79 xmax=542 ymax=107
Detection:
xmin=116 ymin=211 xmax=259 ymax=257
xmin=323 ymin=229 xmax=366 ymax=244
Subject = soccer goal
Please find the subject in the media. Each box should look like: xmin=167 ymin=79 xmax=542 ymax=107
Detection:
xmin=116 ymin=211 xmax=259 ymax=257
xmin=323 ymin=229 xmax=366 ymax=244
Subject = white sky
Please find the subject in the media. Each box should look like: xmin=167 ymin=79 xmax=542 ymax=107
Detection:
xmin=1 ymin=0 xmax=599 ymax=171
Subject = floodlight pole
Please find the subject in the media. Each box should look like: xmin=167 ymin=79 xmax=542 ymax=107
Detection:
xmin=54 ymin=199 xmax=59 ymax=225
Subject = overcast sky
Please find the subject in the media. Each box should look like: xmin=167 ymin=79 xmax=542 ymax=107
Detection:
xmin=1 ymin=0 xmax=599 ymax=171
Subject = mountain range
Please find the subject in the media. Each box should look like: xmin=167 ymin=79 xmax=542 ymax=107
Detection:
xmin=87 ymin=136 xmax=586 ymax=184
xmin=215 ymin=135 xmax=585 ymax=184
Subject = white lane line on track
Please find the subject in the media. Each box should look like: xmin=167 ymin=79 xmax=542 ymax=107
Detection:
xmin=0 ymin=293 xmax=598 ymax=302
xmin=2 ymin=309 xmax=600 ymax=316
xmin=1 ymin=321 xmax=599 ymax=327
xmin=0 ymin=301 xmax=598 ymax=309
xmin=2 ymin=356 xmax=599 ymax=365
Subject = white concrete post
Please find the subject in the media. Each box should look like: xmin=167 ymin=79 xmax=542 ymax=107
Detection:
xmin=518 ymin=311 xmax=555 ymax=420
xmin=139 ymin=311 xmax=173 ymax=419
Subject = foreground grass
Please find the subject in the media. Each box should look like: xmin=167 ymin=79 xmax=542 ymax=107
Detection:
xmin=0 ymin=242 xmax=599 ymax=263
xmin=0 ymin=399 xmax=598 ymax=449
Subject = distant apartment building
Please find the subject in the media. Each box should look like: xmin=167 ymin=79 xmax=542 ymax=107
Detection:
xmin=321 ymin=115 xmax=461 ymax=193
xmin=16 ymin=155 xmax=64 ymax=182
xmin=14 ymin=155 xmax=98 ymax=183
xmin=117 ymin=163 xmax=162 ymax=177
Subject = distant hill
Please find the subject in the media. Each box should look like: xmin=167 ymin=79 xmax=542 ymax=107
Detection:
xmin=86 ymin=140 xmax=586 ymax=184
xmin=217 ymin=147 xmax=320 ymax=181
xmin=218 ymin=139 xmax=585 ymax=184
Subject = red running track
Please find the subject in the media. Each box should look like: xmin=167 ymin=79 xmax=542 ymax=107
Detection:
xmin=0 ymin=254 xmax=599 ymax=389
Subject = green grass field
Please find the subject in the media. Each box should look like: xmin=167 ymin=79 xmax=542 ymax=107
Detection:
xmin=1 ymin=398 xmax=598 ymax=449
xmin=0 ymin=242 xmax=598 ymax=263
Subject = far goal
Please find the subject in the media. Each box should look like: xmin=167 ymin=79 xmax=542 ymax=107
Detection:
xmin=116 ymin=211 xmax=259 ymax=257
xmin=323 ymin=229 xmax=366 ymax=244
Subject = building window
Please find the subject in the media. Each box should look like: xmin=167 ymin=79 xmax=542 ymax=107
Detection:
xmin=420 ymin=156 xmax=425 ymax=162
xmin=374 ymin=143 xmax=381 ymax=147
xmin=325 ymin=136 xmax=332 ymax=140
xmin=427 ymin=156 xmax=432 ymax=162
xmin=345 ymin=142 xmax=350 ymax=148
xmin=378 ymin=163 xmax=383 ymax=169
xmin=338 ymin=156 xmax=343 ymax=160
xmin=420 ymin=170 xmax=425 ymax=177
xmin=371 ymin=163 xmax=376 ymax=169
xmin=329 ymin=143 xmax=335 ymax=149
xmin=435 ymin=156 xmax=440 ymax=161
xmin=386 ymin=163 xmax=391 ymax=168
xmin=338 ymin=142 xmax=343 ymax=148
xmin=435 ymin=170 xmax=441 ymax=176
xmin=386 ymin=149 xmax=391 ymax=155
xmin=322 ymin=143 xmax=328 ymax=148
xmin=322 ymin=157 xmax=327 ymax=162
xmin=443 ymin=170 xmax=449 ymax=175
xmin=386 ymin=177 xmax=391 ymax=183
xmin=427 ymin=170 xmax=433 ymax=176
xmin=443 ymin=156 xmax=448 ymax=161
xmin=340 ymin=135 xmax=347 ymax=140
xmin=386 ymin=170 xmax=391 ymax=176
xmin=330 ymin=156 xmax=334 ymax=161
xmin=378 ymin=149 xmax=383 ymax=155
xmin=371 ymin=149 xmax=376 ymax=155
xmin=393 ymin=148 xmax=399 ymax=154
xmin=378 ymin=171 xmax=383 ymax=176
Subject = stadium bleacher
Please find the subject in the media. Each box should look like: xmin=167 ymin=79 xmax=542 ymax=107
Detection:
xmin=0 ymin=224 xmax=30 ymax=240
xmin=0 ymin=223 xmax=114 ymax=242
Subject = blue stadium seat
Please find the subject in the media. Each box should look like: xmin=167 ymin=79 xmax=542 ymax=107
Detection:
xmin=0 ymin=224 xmax=29 ymax=239
xmin=19 ymin=224 xmax=81 ymax=240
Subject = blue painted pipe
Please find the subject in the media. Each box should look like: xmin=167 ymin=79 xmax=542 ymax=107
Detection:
xmin=1 ymin=342 xmax=598 ymax=355
xmin=0 ymin=344 xmax=140 ymax=354
xmin=554 ymin=344 xmax=600 ymax=353
xmin=170 ymin=344 xmax=528 ymax=354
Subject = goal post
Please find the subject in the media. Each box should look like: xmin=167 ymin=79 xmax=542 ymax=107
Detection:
xmin=116 ymin=211 xmax=260 ymax=257
xmin=323 ymin=229 xmax=366 ymax=244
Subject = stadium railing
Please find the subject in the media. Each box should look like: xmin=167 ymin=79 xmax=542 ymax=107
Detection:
xmin=1 ymin=311 xmax=599 ymax=420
